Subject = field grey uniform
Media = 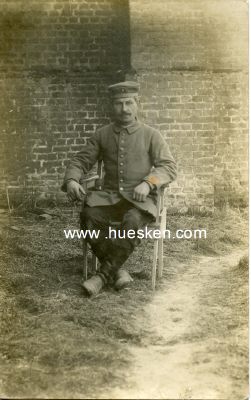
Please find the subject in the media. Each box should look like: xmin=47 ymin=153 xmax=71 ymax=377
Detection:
xmin=62 ymin=81 xmax=177 ymax=287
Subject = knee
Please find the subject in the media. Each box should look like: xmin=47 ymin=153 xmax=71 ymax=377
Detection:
xmin=123 ymin=208 xmax=153 ymax=230
xmin=80 ymin=206 xmax=98 ymax=225
xmin=123 ymin=209 xmax=143 ymax=229
xmin=81 ymin=206 xmax=91 ymax=220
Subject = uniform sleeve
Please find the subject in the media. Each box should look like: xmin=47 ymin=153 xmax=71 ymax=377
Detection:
xmin=143 ymin=130 xmax=177 ymax=189
xmin=61 ymin=130 xmax=101 ymax=192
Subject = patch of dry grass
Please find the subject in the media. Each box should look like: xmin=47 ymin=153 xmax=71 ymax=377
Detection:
xmin=190 ymin=255 xmax=248 ymax=399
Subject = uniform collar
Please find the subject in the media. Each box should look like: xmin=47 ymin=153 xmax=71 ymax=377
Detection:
xmin=113 ymin=120 xmax=141 ymax=135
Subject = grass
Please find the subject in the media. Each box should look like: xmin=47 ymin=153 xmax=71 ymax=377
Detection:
xmin=0 ymin=206 xmax=248 ymax=398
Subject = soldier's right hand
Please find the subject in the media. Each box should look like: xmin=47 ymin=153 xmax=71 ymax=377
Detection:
xmin=66 ymin=180 xmax=86 ymax=202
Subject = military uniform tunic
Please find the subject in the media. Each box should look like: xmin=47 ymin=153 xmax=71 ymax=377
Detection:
xmin=62 ymin=121 xmax=177 ymax=217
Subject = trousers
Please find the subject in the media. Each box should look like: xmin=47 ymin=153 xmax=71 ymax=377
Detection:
xmin=80 ymin=198 xmax=154 ymax=283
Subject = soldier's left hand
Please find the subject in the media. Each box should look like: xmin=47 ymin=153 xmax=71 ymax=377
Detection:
xmin=133 ymin=182 xmax=150 ymax=202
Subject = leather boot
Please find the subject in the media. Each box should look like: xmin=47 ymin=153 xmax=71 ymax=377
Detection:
xmin=114 ymin=268 xmax=133 ymax=291
xmin=82 ymin=275 xmax=104 ymax=296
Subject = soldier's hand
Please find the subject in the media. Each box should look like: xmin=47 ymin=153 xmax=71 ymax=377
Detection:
xmin=67 ymin=180 xmax=86 ymax=202
xmin=133 ymin=182 xmax=150 ymax=202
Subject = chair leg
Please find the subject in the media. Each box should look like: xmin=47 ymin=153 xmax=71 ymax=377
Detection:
xmin=91 ymin=253 xmax=98 ymax=274
xmin=157 ymin=237 xmax=164 ymax=279
xmin=82 ymin=239 xmax=88 ymax=281
xmin=157 ymin=206 xmax=166 ymax=279
xmin=151 ymin=240 xmax=158 ymax=290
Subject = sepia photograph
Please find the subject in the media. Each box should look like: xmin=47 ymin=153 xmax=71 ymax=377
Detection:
xmin=0 ymin=0 xmax=248 ymax=399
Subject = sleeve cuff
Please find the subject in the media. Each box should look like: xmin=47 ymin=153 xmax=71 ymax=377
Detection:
xmin=143 ymin=180 xmax=156 ymax=191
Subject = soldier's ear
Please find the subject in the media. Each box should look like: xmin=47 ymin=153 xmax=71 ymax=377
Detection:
xmin=134 ymin=96 xmax=141 ymax=107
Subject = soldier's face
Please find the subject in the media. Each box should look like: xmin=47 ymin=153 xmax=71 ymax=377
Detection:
xmin=112 ymin=97 xmax=138 ymax=125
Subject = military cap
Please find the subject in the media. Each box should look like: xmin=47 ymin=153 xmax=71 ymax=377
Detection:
xmin=108 ymin=81 xmax=140 ymax=99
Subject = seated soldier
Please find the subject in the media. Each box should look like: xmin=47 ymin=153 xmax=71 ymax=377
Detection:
xmin=62 ymin=79 xmax=177 ymax=296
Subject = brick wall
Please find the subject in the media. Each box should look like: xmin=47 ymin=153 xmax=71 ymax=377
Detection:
xmin=0 ymin=0 xmax=130 ymax=206
xmin=130 ymin=0 xmax=248 ymax=211
xmin=0 ymin=0 xmax=248 ymax=210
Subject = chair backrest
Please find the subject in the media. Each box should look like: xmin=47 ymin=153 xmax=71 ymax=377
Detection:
xmin=155 ymin=186 xmax=168 ymax=223
xmin=95 ymin=159 xmax=104 ymax=190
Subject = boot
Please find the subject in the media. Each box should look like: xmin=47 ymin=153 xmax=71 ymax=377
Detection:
xmin=114 ymin=268 xmax=133 ymax=291
xmin=82 ymin=275 xmax=104 ymax=296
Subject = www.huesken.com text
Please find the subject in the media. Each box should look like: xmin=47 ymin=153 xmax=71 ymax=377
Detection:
xmin=64 ymin=227 xmax=207 ymax=240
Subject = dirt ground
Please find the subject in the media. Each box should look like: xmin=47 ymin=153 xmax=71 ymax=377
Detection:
xmin=0 ymin=206 xmax=248 ymax=399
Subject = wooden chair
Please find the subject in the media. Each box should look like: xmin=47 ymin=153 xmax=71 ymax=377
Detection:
xmin=80 ymin=161 xmax=168 ymax=290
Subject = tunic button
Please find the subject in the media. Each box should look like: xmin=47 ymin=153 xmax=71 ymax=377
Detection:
xmin=120 ymin=147 xmax=124 ymax=151
xmin=120 ymin=154 xmax=124 ymax=158
xmin=119 ymin=170 xmax=123 ymax=174
xmin=120 ymin=179 xmax=124 ymax=182
xmin=121 ymin=140 xmax=124 ymax=144
xmin=120 ymin=162 xmax=124 ymax=166
xmin=120 ymin=187 xmax=124 ymax=191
